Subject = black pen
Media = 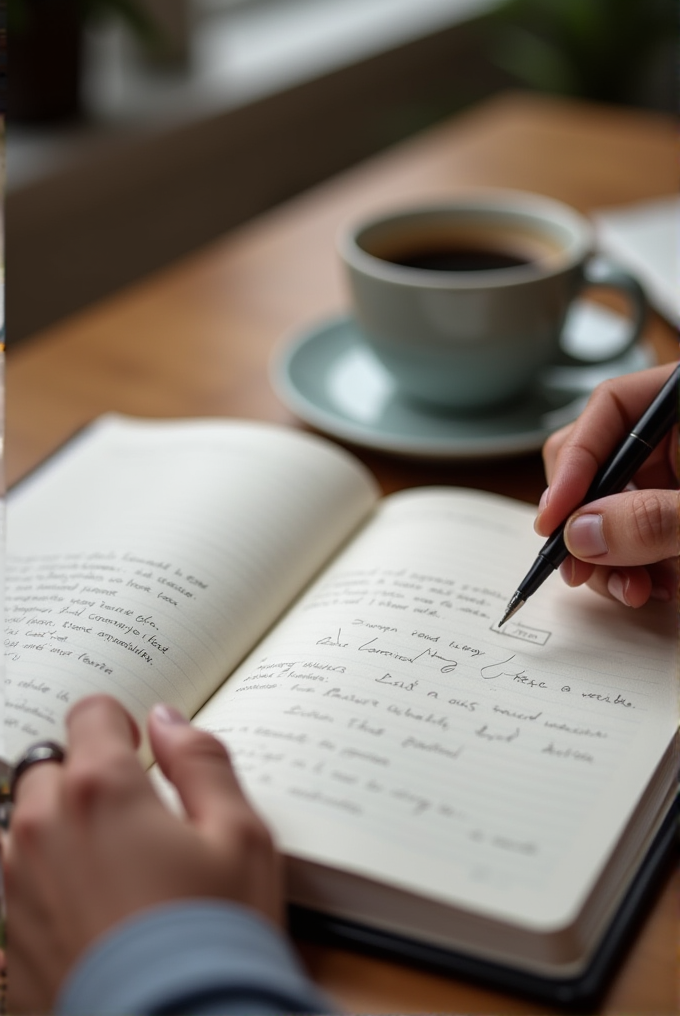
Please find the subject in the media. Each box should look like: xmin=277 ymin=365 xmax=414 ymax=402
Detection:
xmin=499 ymin=363 xmax=680 ymax=627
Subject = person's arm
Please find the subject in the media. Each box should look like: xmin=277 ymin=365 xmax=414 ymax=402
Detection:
xmin=535 ymin=363 xmax=679 ymax=606
xmin=3 ymin=696 xmax=333 ymax=1015
xmin=55 ymin=901 xmax=330 ymax=1016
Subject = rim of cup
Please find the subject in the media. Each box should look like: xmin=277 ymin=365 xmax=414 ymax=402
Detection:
xmin=338 ymin=189 xmax=594 ymax=290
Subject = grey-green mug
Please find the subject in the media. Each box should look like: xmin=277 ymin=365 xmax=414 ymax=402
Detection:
xmin=339 ymin=190 xmax=647 ymax=411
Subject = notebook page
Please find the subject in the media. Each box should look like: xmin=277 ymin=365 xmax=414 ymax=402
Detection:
xmin=5 ymin=416 xmax=377 ymax=760
xmin=192 ymin=487 xmax=677 ymax=930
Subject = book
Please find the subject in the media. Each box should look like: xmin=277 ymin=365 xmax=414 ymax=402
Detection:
xmin=5 ymin=414 xmax=677 ymax=1005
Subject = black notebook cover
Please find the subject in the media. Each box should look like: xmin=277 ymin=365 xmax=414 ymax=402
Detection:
xmin=289 ymin=795 xmax=678 ymax=1010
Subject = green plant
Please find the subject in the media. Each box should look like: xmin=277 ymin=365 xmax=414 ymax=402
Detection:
xmin=482 ymin=0 xmax=676 ymax=107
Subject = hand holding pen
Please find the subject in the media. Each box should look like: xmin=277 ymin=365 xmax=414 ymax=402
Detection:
xmin=502 ymin=363 xmax=678 ymax=623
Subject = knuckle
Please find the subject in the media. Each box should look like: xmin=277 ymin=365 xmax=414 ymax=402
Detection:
xmin=549 ymin=434 xmax=600 ymax=486
xmin=63 ymin=751 xmax=136 ymax=812
xmin=230 ymin=808 xmax=274 ymax=857
xmin=592 ymin=376 xmax=618 ymax=401
xmin=630 ymin=491 xmax=678 ymax=554
xmin=565 ymin=440 xmax=600 ymax=476
xmin=541 ymin=425 xmax=571 ymax=470
xmin=542 ymin=429 xmax=562 ymax=458
xmin=589 ymin=376 xmax=629 ymax=418
xmin=10 ymin=804 xmax=51 ymax=849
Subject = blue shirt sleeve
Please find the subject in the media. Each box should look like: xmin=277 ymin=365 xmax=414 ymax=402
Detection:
xmin=54 ymin=900 xmax=336 ymax=1015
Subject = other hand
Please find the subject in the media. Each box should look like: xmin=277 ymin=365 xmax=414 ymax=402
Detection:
xmin=3 ymin=695 xmax=282 ymax=1014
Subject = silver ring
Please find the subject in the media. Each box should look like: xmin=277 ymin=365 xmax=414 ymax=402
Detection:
xmin=11 ymin=740 xmax=66 ymax=801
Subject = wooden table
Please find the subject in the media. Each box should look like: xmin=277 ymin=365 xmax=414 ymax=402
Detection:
xmin=7 ymin=92 xmax=678 ymax=1014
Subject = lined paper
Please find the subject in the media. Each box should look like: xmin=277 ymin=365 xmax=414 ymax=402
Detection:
xmin=191 ymin=488 xmax=677 ymax=927
xmin=5 ymin=416 xmax=377 ymax=760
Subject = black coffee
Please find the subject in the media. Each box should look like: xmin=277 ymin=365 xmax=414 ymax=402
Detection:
xmin=386 ymin=246 xmax=531 ymax=272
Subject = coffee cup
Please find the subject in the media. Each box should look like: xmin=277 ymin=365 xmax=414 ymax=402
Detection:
xmin=338 ymin=190 xmax=647 ymax=411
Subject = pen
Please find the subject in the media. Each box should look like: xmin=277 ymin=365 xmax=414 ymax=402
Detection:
xmin=500 ymin=363 xmax=680 ymax=627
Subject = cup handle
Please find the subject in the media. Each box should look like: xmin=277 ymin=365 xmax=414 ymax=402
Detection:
xmin=555 ymin=256 xmax=647 ymax=366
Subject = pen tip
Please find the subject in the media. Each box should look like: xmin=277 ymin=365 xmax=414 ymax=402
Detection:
xmin=499 ymin=594 xmax=524 ymax=628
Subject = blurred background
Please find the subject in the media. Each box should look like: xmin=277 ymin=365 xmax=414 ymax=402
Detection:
xmin=6 ymin=0 xmax=676 ymax=343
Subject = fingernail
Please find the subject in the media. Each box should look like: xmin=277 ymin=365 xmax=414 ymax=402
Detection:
xmin=607 ymin=573 xmax=631 ymax=606
xmin=650 ymin=586 xmax=672 ymax=602
xmin=152 ymin=703 xmax=189 ymax=725
xmin=566 ymin=514 xmax=608 ymax=558
xmin=533 ymin=488 xmax=550 ymax=534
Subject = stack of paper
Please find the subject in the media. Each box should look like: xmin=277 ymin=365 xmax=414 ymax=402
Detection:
xmin=593 ymin=196 xmax=679 ymax=327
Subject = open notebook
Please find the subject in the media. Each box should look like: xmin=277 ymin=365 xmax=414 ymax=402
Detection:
xmin=6 ymin=416 xmax=678 ymax=1005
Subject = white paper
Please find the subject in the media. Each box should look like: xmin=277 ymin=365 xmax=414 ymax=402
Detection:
xmin=5 ymin=416 xmax=377 ymax=761
xmin=193 ymin=488 xmax=677 ymax=931
xmin=593 ymin=196 xmax=679 ymax=325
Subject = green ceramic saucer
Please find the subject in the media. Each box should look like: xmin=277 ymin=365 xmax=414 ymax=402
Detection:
xmin=270 ymin=302 xmax=654 ymax=460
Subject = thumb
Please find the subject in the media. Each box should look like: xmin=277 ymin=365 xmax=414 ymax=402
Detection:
xmin=148 ymin=704 xmax=248 ymax=834
xmin=564 ymin=489 xmax=680 ymax=567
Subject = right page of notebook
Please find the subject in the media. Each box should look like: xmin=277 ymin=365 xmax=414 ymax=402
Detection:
xmin=194 ymin=487 xmax=677 ymax=930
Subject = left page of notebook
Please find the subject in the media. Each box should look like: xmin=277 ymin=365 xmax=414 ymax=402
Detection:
xmin=5 ymin=416 xmax=378 ymax=760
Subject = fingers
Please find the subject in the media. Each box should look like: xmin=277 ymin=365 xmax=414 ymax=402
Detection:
xmin=6 ymin=763 xmax=65 ymax=907
xmin=11 ymin=753 xmax=64 ymax=812
xmin=148 ymin=705 xmax=282 ymax=923
xmin=558 ymin=487 xmax=679 ymax=607
xmin=564 ymin=489 xmax=679 ymax=567
xmin=6 ymin=695 xmax=283 ymax=1016
xmin=561 ymin=558 xmax=676 ymax=607
xmin=10 ymin=694 xmax=140 ymax=818
xmin=591 ymin=567 xmax=654 ymax=607
xmin=543 ymin=364 xmax=678 ymax=480
xmin=62 ymin=695 xmax=148 ymax=817
xmin=148 ymin=705 xmax=253 ymax=834
xmin=536 ymin=364 xmax=678 ymax=537
xmin=67 ymin=694 xmax=140 ymax=752
xmin=559 ymin=558 xmax=655 ymax=607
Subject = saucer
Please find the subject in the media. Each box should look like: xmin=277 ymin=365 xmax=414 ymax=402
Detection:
xmin=270 ymin=302 xmax=656 ymax=460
